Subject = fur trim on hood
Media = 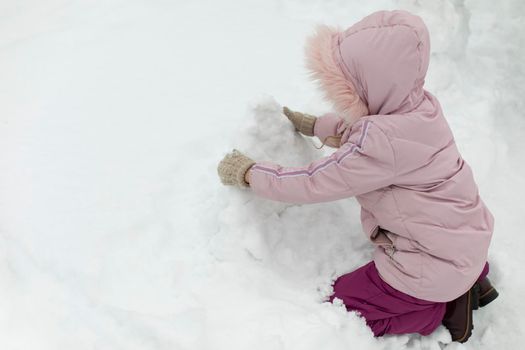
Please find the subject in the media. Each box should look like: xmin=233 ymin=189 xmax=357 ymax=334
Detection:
xmin=305 ymin=25 xmax=369 ymax=126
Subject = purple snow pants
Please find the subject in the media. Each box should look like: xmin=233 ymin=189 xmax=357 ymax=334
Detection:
xmin=329 ymin=261 xmax=490 ymax=337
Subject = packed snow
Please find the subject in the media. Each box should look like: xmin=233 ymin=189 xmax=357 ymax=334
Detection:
xmin=1 ymin=0 xmax=524 ymax=349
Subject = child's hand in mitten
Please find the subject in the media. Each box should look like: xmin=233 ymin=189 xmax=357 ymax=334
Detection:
xmin=217 ymin=149 xmax=256 ymax=187
xmin=283 ymin=106 xmax=316 ymax=137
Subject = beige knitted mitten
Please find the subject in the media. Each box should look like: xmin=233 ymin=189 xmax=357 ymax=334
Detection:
xmin=283 ymin=106 xmax=316 ymax=136
xmin=217 ymin=149 xmax=256 ymax=187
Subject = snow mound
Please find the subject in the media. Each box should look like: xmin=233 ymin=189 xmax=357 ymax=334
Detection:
xmin=234 ymin=96 xmax=321 ymax=164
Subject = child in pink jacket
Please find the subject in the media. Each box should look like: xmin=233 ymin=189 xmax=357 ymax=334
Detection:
xmin=217 ymin=10 xmax=498 ymax=343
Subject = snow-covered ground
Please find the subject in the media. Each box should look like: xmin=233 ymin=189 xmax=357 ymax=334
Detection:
xmin=1 ymin=0 xmax=524 ymax=349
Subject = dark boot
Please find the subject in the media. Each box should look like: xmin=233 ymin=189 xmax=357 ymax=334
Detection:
xmin=478 ymin=277 xmax=499 ymax=307
xmin=442 ymin=283 xmax=481 ymax=343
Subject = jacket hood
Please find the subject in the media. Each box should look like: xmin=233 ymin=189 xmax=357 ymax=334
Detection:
xmin=305 ymin=10 xmax=431 ymax=123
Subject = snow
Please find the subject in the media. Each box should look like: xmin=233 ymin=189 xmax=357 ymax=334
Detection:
xmin=1 ymin=0 xmax=524 ymax=349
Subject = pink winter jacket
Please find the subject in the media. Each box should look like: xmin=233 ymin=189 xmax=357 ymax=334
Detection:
xmin=249 ymin=10 xmax=494 ymax=302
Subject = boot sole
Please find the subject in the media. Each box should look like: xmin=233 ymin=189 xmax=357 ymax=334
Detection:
xmin=479 ymin=287 xmax=499 ymax=307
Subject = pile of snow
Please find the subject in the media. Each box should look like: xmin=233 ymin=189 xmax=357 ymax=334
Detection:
xmin=1 ymin=0 xmax=524 ymax=349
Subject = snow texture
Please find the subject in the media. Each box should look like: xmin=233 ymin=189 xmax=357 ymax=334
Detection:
xmin=1 ymin=0 xmax=524 ymax=349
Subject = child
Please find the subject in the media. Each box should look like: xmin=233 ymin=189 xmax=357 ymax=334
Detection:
xmin=217 ymin=10 xmax=498 ymax=343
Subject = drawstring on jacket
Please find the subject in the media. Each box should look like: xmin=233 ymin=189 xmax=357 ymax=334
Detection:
xmin=314 ymin=135 xmax=342 ymax=149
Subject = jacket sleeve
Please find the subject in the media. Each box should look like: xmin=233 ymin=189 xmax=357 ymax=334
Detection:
xmin=249 ymin=119 xmax=396 ymax=204
xmin=313 ymin=112 xmax=346 ymax=144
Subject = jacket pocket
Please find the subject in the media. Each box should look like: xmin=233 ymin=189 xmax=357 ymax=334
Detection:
xmin=381 ymin=229 xmax=423 ymax=280
xmin=384 ymin=230 xmax=419 ymax=253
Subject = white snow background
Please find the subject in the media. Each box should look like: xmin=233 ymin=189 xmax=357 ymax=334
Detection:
xmin=1 ymin=0 xmax=524 ymax=349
